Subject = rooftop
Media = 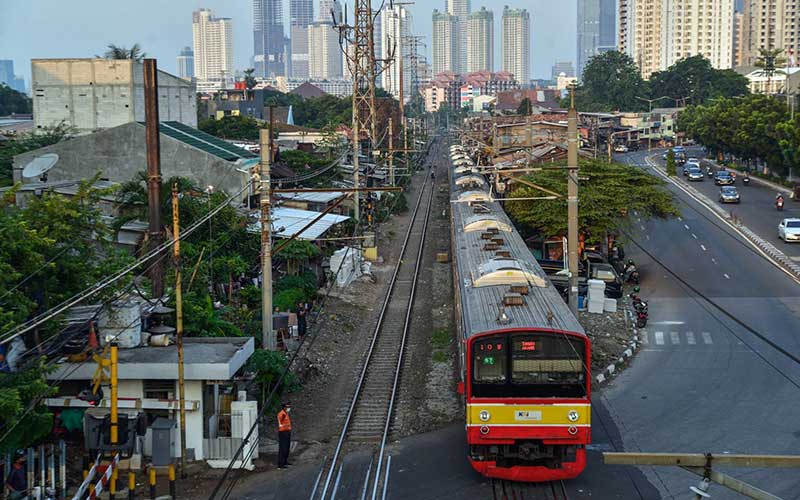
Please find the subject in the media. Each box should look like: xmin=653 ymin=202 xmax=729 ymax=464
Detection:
xmin=156 ymin=121 xmax=257 ymax=162
xmin=250 ymin=206 xmax=350 ymax=241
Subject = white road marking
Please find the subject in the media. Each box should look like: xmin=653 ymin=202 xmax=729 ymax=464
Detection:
xmin=684 ymin=224 xmax=690 ymax=230
xmin=641 ymin=225 xmax=646 ymax=231
xmin=686 ymin=331 xmax=696 ymax=345
xmin=670 ymin=331 xmax=680 ymax=344
xmin=700 ymin=244 xmax=707 ymax=251
xmin=654 ymin=331 xmax=665 ymax=345
xmin=678 ymin=216 xmax=683 ymax=221
xmin=692 ymin=233 xmax=698 ymax=239
xmin=724 ymin=273 xmax=731 ymax=279
xmin=646 ymin=235 xmax=651 ymax=240
xmin=640 ymin=331 xmax=649 ymax=344
xmin=702 ymin=332 xmax=713 ymax=344
xmin=652 ymin=321 xmax=685 ymax=325
xmin=712 ymin=258 xmax=717 ymax=264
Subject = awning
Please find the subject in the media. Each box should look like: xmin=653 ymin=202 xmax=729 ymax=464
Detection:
xmin=251 ymin=207 xmax=350 ymax=240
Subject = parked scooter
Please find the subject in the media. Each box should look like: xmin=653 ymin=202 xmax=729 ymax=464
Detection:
xmin=623 ymin=259 xmax=640 ymax=285
xmin=630 ymin=287 xmax=649 ymax=328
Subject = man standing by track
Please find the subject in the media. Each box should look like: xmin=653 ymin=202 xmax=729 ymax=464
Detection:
xmin=277 ymin=402 xmax=292 ymax=469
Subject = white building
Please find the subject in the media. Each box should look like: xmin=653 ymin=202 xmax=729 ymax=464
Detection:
xmin=176 ymin=47 xmax=194 ymax=81
xmin=432 ymin=9 xmax=458 ymax=75
xmin=381 ymin=4 xmax=413 ymax=102
xmin=31 ymin=59 xmax=196 ymax=134
xmin=309 ymin=22 xmax=343 ymax=79
xmin=502 ymin=6 xmax=531 ymax=83
xmin=467 ymin=7 xmax=494 ymax=73
xmin=447 ymin=0 xmax=471 ymax=73
xmin=741 ymin=0 xmax=800 ymax=67
xmin=317 ymin=0 xmax=342 ymax=23
xmin=742 ymin=66 xmax=800 ymax=94
xmin=192 ymin=8 xmax=234 ymax=91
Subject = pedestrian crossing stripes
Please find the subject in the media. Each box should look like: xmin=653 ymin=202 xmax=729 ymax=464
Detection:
xmin=640 ymin=330 xmax=714 ymax=346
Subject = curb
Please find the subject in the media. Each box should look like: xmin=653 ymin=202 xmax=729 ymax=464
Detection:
xmin=645 ymin=155 xmax=800 ymax=282
xmin=594 ymin=305 xmax=640 ymax=386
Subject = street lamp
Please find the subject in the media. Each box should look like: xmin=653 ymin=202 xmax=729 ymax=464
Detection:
xmin=635 ymin=96 xmax=670 ymax=151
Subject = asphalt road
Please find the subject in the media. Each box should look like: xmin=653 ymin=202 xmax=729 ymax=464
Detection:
xmin=226 ymin=146 xmax=800 ymax=500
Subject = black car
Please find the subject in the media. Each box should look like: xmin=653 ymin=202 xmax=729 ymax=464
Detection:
xmin=714 ymin=171 xmax=735 ymax=185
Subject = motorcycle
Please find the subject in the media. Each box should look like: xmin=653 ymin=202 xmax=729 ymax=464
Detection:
xmin=707 ymin=168 xmax=714 ymax=178
xmin=623 ymin=262 xmax=640 ymax=285
xmin=777 ymin=197 xmax=785 ymax=211
xmin=742 ymin=176 xmax=750 ymax=186
xmin=630 ymin=293 xmax=649 ymax=328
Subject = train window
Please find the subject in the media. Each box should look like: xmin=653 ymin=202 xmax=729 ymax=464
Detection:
xmin=473 ymin=338 xmax=507 ymax=384
xmin=511 ymin=335 xmax=585 ymax=388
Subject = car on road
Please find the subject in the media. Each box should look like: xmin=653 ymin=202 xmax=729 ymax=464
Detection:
xmin=778 ymin=218 xmax=800 ymax=242
xmin=719 ymin=186 xmax=740 ymax=203
xmin=714 ymin=171 xmax=735 ymax=185
xmin=687 ymin=167 xmax=705 ymax=181
xmin=614 ymin=144 xmax=628 ymax=153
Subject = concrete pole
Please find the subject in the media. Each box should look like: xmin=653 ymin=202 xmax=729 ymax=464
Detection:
xmin=567 ymin=88 xmax=580 ymax=316
xmin=389 ymin=117 xmax=394 ymax=186
xmin=527 ymin=114 xmax=533 ymax=165
xmin=110 ymin=343 xmax=119 ymax=445
xmin=143 ymin=59 xmax=164 ymax=298
xmin=171 ymin=184 xmax=188 ymax=476
xmin=260 ymin=113 xmax=275 ymax=350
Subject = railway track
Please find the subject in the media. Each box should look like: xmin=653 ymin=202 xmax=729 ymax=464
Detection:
xmin=491 ymin=479 xmax=569 ymax=500
xmin=309 ymin=157 xmax=437 ymax=500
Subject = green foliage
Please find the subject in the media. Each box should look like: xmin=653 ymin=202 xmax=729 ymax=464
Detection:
xmin=180 ymin=292 xmax=242 ymax=337
xmin=0 ymin=123 xmax=72 ymax=187
xmin=665 ymin=149 xmax=677 ymax=176
xmin=570 ymin=51 xmax=649 ymax=112
xmin=275 ymin=273 xmax=317 ymax=298
xmin=280 ymin=149 xmax=329 ymax=173
xmin=648 ymin=55 xmax=749 ymax=106
xmin=198 ymin=115 xmax=260 ymax=140
xmin=431 ymin=328 xmax=452 ymax=349
xmin=0 ymin=84 xmax=31 ymax=116
xmin=0 ymin=360 xmax=56 ymax=453
xmin=99 ymin=43 xmax=146 ymax=61
xmin=506 ymin=159 xmax=679 ymax=243
xmin=275 ymin=240 xmax=321 ymax=276
xmin=246 ymin=350 xmax=299 ymax=409
xmin=754 ymin=48 xmax=787 ymax=93
xmin=243 ymin=68 xmax=257 ymax=90
xmin=517 ymin=97 xmax=533 ymax=116
xmin=274 ymin=288 xmax=306 ymax=312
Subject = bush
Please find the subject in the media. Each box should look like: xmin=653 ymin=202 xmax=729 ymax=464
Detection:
xmin=275 ymin=273 xmax=316 ymax=298
xmin=245 ymin=350 xmax=299 ymax=409
xmin=274 ymin=288 xmax=306 ymax=311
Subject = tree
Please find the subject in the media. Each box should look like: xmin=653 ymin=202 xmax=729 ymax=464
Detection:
xmin=275 ymin=240 xmax=320 ymax=276
xmin=754 ymin=48 xmax=787 ymax=95
xmin=570 ymin=51 xmax=649 ymax=112
xmin=99 ymin=43 xmax=146 ymax=61
xmin=243 ymin=68 xmax=257 ymax=91
xmin=0 ymin=84 xmax=31 ymax=116
xmin=198 ymin=115 xmax=261 ymax=140
xmin=649 ymin=55 xmax=749 ymax=106
xmin=665 ymin=149 xmax=677 ymax=176
xmin=0 ymin=360 xmax=56 ymax=453
xmin=506 ymin=159 xmax=679 ymax=243
xmin=245 ymin=350 xmax=299 ymax=409
xmin=517 ymin=97 xmax=533 ymax=116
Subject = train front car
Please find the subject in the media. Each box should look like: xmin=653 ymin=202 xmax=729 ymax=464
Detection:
xmin=449 ymin=144 xmax=591 ymax=482
xmin=466 ymin=329 xmax=591 ymax=481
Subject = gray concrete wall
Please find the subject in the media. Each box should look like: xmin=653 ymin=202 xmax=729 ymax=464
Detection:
xmin=13 ymin=122 xmax=248 ymax=198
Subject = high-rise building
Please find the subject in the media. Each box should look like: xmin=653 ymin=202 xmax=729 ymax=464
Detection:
xmin=192 ymin=9 xmax=234 ymax=91
xmin=447 ymin=0 xmax=471 ymax=73
xmin=467 ymin=7 xmax=494 ymax=73
xmin=432 ymin=9 xmax=458 ymax=75
xmin=317 ymin=0 xmax=342 ymax=23
xmin=290 ymin=0 xmax=313 ymax=79
xmin=254 ymin=0 xmax=288 ymax=78
xmin=308 ymin=22 xmax=343 ymax=79
xmin=732 ymin=10 xmax=745 ymax=67
xmin=381 ymin=4 xmax=413 ymax=101
xmin=551 ymin=61 xmax=576 ymax=80
xmin=176 ymin=47 xmax=195 ymax=80
xmin=619 ymin=0 xmax=734 ymax=78
xmin=502 ymin=6 xmax=530 ymax=83
xmin=741 ymin=0 xmax=800 ymax=67
xmin=577 ymin=0 xmax=616 ymax=76
xmin=0 ymin=60 xmax=26 ymax=93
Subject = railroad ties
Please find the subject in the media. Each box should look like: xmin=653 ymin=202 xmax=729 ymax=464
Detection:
xmin=490 ymin=479 xmax=570 ymax=500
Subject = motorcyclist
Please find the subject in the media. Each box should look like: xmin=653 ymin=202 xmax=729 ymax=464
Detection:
xmin=623 ymin=259 xmax=638 ymax=281
xmin=776 ymin=193 xmax=785 ymax=210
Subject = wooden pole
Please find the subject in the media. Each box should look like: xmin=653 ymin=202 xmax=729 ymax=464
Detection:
xmin=171 ymin=183 xmax=188 ymax=476
xmin=143 ymin=59 xmax=164 ymax=298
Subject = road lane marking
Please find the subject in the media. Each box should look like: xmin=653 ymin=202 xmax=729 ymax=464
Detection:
xmin=670 ymin=331 xmax=680 ymax=344
xmin=646 ymin=235 xmax=651 ymax=240
xmin=692 ymin=233 xmax=698 ymax=239
xmin=678 ymin=216 xmax=683 ymax=221
xmin=684 ymin=224 xmax=690 ymax=230
xmin=654 ymin=331 xmax=664 ymax=345
xmin=640 ymin=331 xmax=648 ymax=344
xmin=652 ymin=321 xmax=685 ymax=325
xmin=724 ymin=273 xmax=731 ymax=279
xmin=700 ymin=244 xmax=707 ymax=251
xmin=686 ymin=331 xmax=696 ymax=345
xmin=712 ymin=258 xmax=717 ymax=264
xmin=641 ymin=225 xmax=646 ymax=231
xmin=702 ymin=332 xmax=713 ymax=344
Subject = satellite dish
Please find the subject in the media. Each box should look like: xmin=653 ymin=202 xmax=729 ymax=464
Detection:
xmin=22 ymin=153 xmax=59 ymax=179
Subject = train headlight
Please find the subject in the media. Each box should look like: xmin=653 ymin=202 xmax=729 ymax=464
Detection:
xmin=479 ymin=410 xmax=491 ymax=422
xmin=568 ymin=410 xmax=579 ymax=422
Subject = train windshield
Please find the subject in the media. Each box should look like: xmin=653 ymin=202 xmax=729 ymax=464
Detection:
xmin=472 ymin=333 xmax=587 ymax=398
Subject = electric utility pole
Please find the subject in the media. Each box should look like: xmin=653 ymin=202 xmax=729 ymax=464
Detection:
xmin=567 ymin=87 xmax=580 ymax=315
xmin=260 ymin=109 xmax=275 ymax=350
xmin=143 ymin=59 xmax=164 ymax=298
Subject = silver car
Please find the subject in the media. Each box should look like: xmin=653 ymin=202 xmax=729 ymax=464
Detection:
xmin=719 ymin=186 xmax=740 ymax=203
xmin=687 ymin=167 xmax=704 ymax=181
xmin=778 ymin=218 xmax=800 ymax=242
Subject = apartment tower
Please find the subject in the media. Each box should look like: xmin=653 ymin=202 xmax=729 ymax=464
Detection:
xmin=502 ymin=7 xmax=530 ymax=83
xmin=447 ymin=0 xmax=471 ymax=73
xmin=381 ymin=4 xmax=413 ymax=101
xmin=176 ymin=47 xmax=195 ymax=81
xmin=192 ymin=9 xmax=234 ymax=90
xmin=432 ymin=9 xmax=458 ymax=75
xmin=741 ymin=0 xmax=800 ymax=67
xmin=290 ymin=0 xmax=313 ymax=79
xmin=253 ymin=0 xmax=287 ymax=77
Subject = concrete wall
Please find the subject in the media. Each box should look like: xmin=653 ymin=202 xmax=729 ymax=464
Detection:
xmin=32 ymin=59 xmax=196 ymax=135
xmin=13 ymin=122 xmax=248 ymax=198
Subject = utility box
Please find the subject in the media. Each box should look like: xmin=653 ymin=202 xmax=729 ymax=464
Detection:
xmin=150 ymin=418 xmax=176 ymax=466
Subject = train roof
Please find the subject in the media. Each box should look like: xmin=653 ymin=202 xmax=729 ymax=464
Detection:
xmin=449 ymin=150 xmax=585 ymax=339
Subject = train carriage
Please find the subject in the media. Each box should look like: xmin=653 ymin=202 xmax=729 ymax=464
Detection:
xmin=449 ymin=148 xmax=591 ymax=482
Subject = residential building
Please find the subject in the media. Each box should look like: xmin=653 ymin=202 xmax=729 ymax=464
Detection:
xmin=733 ymin=11 xmax=745 ymax=67
xmin=254 ymin=0 xmax=288 ymax=77
xmin=447 ymin=0 xmax=471 ymax=73
xmin=551 ymin=61 xmax=576 ymax=80
xmin=741 ymin=0 xmax=800 ymax=67
xmin=317 ymin=0 xmax=342 ymax=23
xmin=381 ymin=4 xmax=413 ymax=102
xmin=192 ymin=9 xmax=234 ymax=91
xmin=619 ymin=0 xmax=734 ymax=78
xmin=309 ymin=21 xmax=343 ymax=79
xmin=421 ymin=71 xmax=518 ymax=112
xmin=0 ymin=60 xmax=26 ymax=93
xmin=432 ymin=9 xmax=458 ymax=75
xmin=557 ymin=73 xmax=579 ymax=90
xmin=289 ymin=0 xmax=313 ymax=79
xmin=467 ymin=7 xmax=494 ymax=73
xmin=275 ymin=76 xmax=352 ymax=97
xmin=31 ymin=59 xmax=196 ymax=134
xmin=502 ymin=7 xmax=531 ymax=83
xmin=577 ymin=0 xmax=616 ymax=76
xmin=741 ymin=66 xmax=800 ymax=93
xmin=176 ymin=47 xmax=194 ymax=81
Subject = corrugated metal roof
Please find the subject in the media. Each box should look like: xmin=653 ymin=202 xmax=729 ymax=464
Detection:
xmin=157 ymin=121 xmax=257 ymax=161
xmin=250 ymin=207 xmax=350 ymax=240
xmin=276 ymin=191 xmax=345 ymax=203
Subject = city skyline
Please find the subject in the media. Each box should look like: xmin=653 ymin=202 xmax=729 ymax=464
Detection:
xmin=0 ymin=0 xmax=576 ymax=86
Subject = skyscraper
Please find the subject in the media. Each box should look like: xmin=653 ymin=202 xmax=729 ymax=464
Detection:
xmin=577 ymin=0 xmax=616 ymax=76
xmin=309 ymin=22 xmax=343 ymax=79
xmin=254 ymin=0 xmax=287 ymax=78
xmin=381 ymin=4 xmax=413 ymax=101
xmin=0 ymin=60 xmax=26 ymax=93
xmin=432 ymin=9 xmax=458 ymax=75
xmin=290 ymin=0 xmax=313 ymax=79
xmin=192 ymin=9 xmax=234 ymax=90
xmin=467 ymin=7 xmax=494 ymax=73
xmin=317 ymin=0 xmax=342 ymax=23
xmin=551 ymin=61 xmax=576 ymax=80
xmin=741 ymin=0 xmax=800 ymax=67
xmin=447 ymin=0 xmax=471 ymax=73
xmin=176 ymin=47 xmax=195 ymax=80
xmin=502 ymin=7 xmax=530 ymax=83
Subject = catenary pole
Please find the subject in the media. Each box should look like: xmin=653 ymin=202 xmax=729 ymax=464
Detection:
xmin=567 ymin=87 xmax=580 ymax=315
xmin=172 ymin=183 xmax=188 ymax=476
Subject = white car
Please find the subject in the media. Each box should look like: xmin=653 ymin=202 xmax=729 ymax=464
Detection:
xmin=778 ymin=218 xmax=800 ymax=242
xmin=614 ymin=144 xmax=628 ymax=153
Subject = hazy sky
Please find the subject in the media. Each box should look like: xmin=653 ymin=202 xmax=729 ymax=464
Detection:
xmin=1 ymin=0 xmax=577 ymax=85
